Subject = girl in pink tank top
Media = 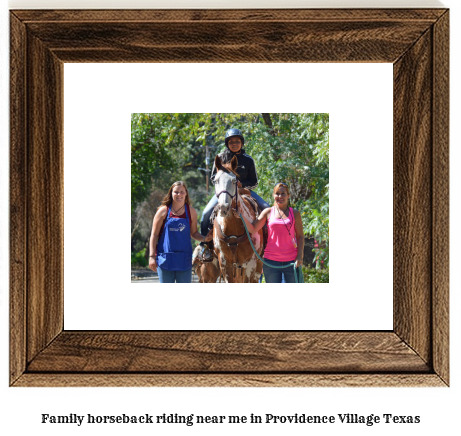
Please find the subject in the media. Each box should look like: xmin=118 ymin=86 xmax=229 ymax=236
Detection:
xmin=264 ymin=206 xmax=298 ymax=262
xmin=236 ymin=182 xmax=305 ymax=283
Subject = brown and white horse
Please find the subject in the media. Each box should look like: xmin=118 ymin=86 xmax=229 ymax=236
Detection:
xmin=212 ymin=155 xmax=265 ymax=283
xmin=192 ymin=245 xmax=220 ymax=283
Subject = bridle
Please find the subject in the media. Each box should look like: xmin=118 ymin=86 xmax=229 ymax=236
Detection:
xmin=214 ymin=170 xmax=239 ymax=212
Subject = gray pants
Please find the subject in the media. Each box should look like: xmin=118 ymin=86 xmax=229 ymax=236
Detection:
xmin=200 ymin=191 xmax=270 ymax=236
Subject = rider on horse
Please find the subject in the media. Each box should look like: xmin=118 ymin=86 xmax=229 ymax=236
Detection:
xmin=198 ymin=128 xmax=270 ymax=261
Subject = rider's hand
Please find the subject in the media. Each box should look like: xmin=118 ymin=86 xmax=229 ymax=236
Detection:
xmin=204 ymin=231 xmax=213 ymax=242
xmin=237 ymin=181 xmax=242 ymax=188
xmin=149 ymin=256 xmax=158 ymax=272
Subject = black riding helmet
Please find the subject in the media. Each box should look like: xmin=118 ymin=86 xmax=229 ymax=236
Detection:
xmin=224 ymin=128 xmax=245 ymax=147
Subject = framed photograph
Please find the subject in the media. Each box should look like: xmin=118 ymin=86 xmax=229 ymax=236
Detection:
xmin=10 ymin=9 xmax=449 ymax=387
xmin=128 ymin=112 xmax=330 ymax=285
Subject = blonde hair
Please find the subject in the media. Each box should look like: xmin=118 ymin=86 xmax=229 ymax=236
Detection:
xmin=160 ymin=181 xmax=192 ymax=208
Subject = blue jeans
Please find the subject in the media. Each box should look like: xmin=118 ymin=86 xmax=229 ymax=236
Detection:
xmin=263 ymin=258 xmax=300 ymax=283
xmin=157 ymin=267 xmax=192 ymax=283
xmin=200 ymin=191 xmax=270 ymax=235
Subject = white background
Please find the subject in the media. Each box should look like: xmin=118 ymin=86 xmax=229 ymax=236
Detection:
xmin=63 ymin=63 xmax=392 ymax=331
xmin=1 ymin=1 xmax=459 ymax=436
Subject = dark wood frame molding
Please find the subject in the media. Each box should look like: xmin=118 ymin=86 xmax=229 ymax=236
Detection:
xmin=10 ymin=9 xmax=449 ymax=387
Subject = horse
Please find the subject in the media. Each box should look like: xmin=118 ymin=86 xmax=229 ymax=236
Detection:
xmin=212 ymin=155 xmax=265 ymax=283
xmin=192 ymin=245 xmax=220 ymax=283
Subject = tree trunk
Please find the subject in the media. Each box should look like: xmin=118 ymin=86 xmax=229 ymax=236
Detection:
xmin=261 ymin=113 xmax=274 ymax=135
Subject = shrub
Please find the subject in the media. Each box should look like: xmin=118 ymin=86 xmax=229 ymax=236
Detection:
xmin=302 ymin=266 xmax=329 ymax=283
xmin=131 ymin=248 xmax=148 ymax=267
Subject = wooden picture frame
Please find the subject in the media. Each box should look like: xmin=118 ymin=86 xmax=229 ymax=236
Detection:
xmin=10 ymin=9 xmax=449 ymax=387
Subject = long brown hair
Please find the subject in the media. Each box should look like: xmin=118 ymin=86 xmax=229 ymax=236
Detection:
xmin=159 ymin=181 xmax=192 ymax=208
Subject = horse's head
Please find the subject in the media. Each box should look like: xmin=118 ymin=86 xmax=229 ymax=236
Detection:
xmin=214 ymin=155 xmax=238 ymax=217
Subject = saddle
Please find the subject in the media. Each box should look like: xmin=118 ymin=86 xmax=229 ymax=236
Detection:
xmin=239 ymin=192 xmax=268 ymax=255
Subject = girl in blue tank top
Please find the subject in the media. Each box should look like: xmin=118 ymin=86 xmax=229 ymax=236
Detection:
xmin=149 ymin=181 xmax=212 ymax=283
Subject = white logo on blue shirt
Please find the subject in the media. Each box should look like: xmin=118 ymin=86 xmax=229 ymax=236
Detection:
xmin=170 ymin=223 xmax=186 ymax=232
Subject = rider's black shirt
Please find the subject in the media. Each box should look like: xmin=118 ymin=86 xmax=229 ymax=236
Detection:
xmin=210 ymin=150 xmax=258 ymax=190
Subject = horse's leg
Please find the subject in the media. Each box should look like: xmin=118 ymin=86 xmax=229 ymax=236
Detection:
xmin=216 ymin=250 xmax=230 ymax=283
xmin=237 ymin=267 xmax=244 ymax=283
xmin=205 ymin=256 xmax=220 ymax=283
xmin=201 ymin=264 xmax=210 ymax=283
xmin=221 ymin=263 xmax=236 ymax=283
xmin=212 ymin=225 xmax=228 ymax=283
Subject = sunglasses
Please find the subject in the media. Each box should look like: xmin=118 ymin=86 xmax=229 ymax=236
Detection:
xmin=275 ymin=182 xmax=288 ymax=187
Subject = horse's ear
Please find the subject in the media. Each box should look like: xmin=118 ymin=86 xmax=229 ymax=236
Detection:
xmin=230 ymin=155 xmax=238 ymax=171
xmin=215 ymin=155 xmax=222 ymax=170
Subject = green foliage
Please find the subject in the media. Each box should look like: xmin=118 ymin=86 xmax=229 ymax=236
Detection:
xmin=302 ymin=266 xmax=329 ymax=283
xmin=131 ymin=248 xmax=148 ymax=267
xmin=131 ymin=113 xmax=208 ymax=213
